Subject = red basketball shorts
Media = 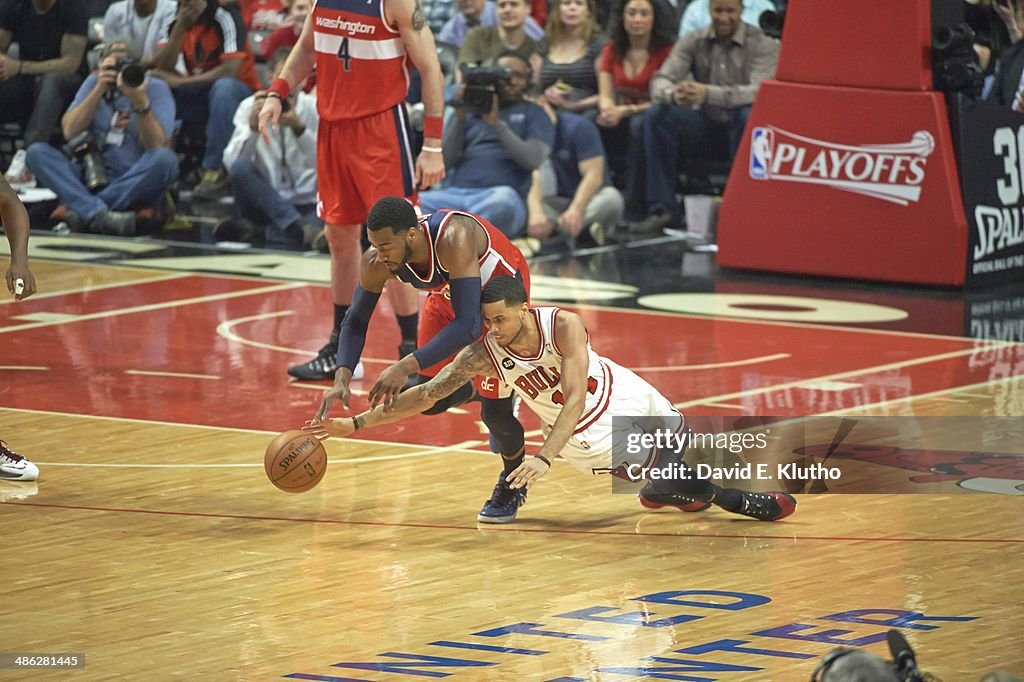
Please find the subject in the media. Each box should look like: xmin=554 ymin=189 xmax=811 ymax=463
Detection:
xmin=316 ymin=104 xmax=418 ymax=226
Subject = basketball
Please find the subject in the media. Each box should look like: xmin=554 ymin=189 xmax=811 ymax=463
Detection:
xmin=264 ymin=430 xmax=328 ymax=493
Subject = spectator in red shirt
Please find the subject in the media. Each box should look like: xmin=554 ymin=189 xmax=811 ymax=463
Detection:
xmin=595 ymin=0 xmax=674 ymax=221
xmin=151 ymin=0 xmax=263 ymax=197
xmin=260 ymin=0 xmax=307 ymax=63
xmin=237 ymin=0 xmax=288 ymax=32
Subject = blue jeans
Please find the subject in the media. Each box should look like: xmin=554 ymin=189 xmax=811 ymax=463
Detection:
xmin=642 ymin=104 xmax=750 ymax=223
xmin=229 ymin=158 xmax=318 ymax=245
xmin=419 ymin=186 xmax=526 ymax=238
xmin=25 ymin=142 xmax=179 ymax=221
xmin=174 ymin=78 xmax=253 ymax=170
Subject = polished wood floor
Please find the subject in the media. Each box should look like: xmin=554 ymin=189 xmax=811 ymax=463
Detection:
xmin=2 ymin=245 xmax=1023 ymax=681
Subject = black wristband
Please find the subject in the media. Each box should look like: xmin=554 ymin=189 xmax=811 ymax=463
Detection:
xmin=533 ymin=454 xmax=551 ymax=467
xmin=351 ymin=416 xmax=360 ymax=432
xmin=132 ymin=103 xmax=151 ymax=115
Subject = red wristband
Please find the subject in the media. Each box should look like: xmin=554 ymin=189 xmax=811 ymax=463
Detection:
xmin=423 ymin=115 xmax=443 ymax=140
xmin=267 ymin=78 xmax=291 ymax=100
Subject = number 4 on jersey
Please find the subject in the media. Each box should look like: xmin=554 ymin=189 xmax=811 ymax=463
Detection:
xmin=337 ymin=37 xmax=352 ymax=71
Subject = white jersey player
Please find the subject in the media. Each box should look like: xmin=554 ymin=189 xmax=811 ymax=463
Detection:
xmin=306 ymin=276 xmax=797 ymax=522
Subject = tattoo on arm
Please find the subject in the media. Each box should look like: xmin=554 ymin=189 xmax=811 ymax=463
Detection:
xmin=422 ymin=343 xmax=494 ymax=401
xmin=412 ymin=1 xmax=426 ymax=31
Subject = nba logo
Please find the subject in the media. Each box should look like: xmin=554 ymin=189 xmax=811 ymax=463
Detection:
xmin=749 ymin=127 xmax=773 ymax=180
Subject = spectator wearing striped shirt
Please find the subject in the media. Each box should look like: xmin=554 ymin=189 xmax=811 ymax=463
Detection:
xmin=532 ymin=0 xmax=605 ymax=119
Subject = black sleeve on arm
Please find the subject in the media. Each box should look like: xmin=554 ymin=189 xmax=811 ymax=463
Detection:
xmin=412 ymin=276 xmax=482 ymax=369
xmin=337 ymin=285 xmax=382 ymax=371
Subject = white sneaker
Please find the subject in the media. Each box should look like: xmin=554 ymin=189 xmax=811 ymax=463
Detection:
xmin=352 ymin=361 xmax=364 ymax=381
xmin=0 ymin=441 xmax=39 ymax=481
xmin=4 ymin=149 xmax=36 ymax=189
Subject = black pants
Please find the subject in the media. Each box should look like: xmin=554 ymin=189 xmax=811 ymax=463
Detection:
xmin=0 ymin=72 xmax=84 ymax=146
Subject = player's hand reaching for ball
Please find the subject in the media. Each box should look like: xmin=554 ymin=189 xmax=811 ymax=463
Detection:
xmin=315 ymin=369 xmax=354 ymax=421
xmin=507 ymin=456 xmax=551 ymax=489
xmin=367 ymin=362 xmax=411 ymax=411
xmin=302 ymin=417 xmax=355 ymax=440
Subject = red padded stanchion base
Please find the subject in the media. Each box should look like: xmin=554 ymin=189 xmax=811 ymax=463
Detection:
xmin=717 ymin=80 xmax=968 ymax=286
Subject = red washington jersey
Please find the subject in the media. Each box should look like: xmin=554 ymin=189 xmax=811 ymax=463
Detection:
xmin=312 ymin=0 xmax=410 ymax=120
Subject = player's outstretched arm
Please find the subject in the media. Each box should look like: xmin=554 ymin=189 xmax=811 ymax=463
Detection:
xmin=369 ymin=217 xmax=481 ymax=410
xmin=316 ymin=252 xmax=394 ymax=420
xmin=305 ymin=341 xmax=497 ymax=438
xmin=390 ymin=0 xmax=445 ymax=189
xmin=507 ymin=311 xmax=590 ymax=489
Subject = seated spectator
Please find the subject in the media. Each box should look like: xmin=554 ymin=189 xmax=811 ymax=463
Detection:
xmin=25 ymin=38 xmax=178 ymax=236
xmin=217 ymin=49 xmax=320 ymax=249
xmin=151 ymin=0 xmax=261 ymax=197
xmin=595 ymin=0 xmax=674 ymax=221
xmin=989 ymin=0 xmax=1024 ymax=108
xmin=532 ymin=0 xmax=605 ymax=119
xmin=0 ymin=0 xmax=89 ymax=188
xmin=103 ymin=0 xmax=178 ymax=64
xmin=439 ymin=0 xmax=544 ymax=48
xmin=527 ymin=95 xmax=624 ymax=247
xmin=458 ymin=0 xmax=538 ymax=74
xmin=421 ymin=51 xmax=554 ymax=237
xmin=632 ymin=0 xmax=777 ymax=233
xmin=237 ymin=0 xmax=289 ymax=33
xmin=260 ymin=0 xmax=308 ymax=63
xmin=677 ymin=0 xmax=776 ymax=37
xmin=422 ymin=0 xmax=457 ymax=37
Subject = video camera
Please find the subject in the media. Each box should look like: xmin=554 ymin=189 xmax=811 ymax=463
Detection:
xmin=932 ymin=22 xmax=984 ymax=97
xmin=63 ymin=132 xmax=108 ymax=192
xmin=810 ymin=630 xmax=929 ymax=682
xmin=459 ymin=64 xmax=513 ymax=114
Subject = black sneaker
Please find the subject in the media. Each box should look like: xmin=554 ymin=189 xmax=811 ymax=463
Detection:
xmin=477 ymin=473 xmax=527 ymax=523
xmin=735 ymin=491 xmax=797 ymax=521
xmin=90 ymin=209 xmax=136 ymax=236
xmin=287 ymin=342 xmax=337 ymax=380
xmin=288 ymin=342 xmax=365 ymax=381
xmin=638 ymin=481 xmax=711 ymax=512
xmin=214 ymin=218 xmax=255 ymax=243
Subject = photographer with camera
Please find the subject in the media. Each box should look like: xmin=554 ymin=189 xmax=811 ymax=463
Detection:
xmin=420 ymin=51 xmax=554 ymax=237
xmin=216 ymin=48 xmax=321 ymax=249
xmin=24 ymin=38 xmax=178 ymax=236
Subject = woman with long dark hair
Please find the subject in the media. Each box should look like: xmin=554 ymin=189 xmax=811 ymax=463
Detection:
xmin=595 ymin=0 xmax=675 ymax=219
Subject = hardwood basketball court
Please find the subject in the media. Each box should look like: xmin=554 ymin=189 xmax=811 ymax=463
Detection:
xmin=2 ymin=238 xmax=1022 ymax=680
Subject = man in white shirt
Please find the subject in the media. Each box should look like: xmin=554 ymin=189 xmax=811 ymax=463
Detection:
xmin=218 ymin=48 xmax=321 ymax=248
xmin=103 ymin=0 xmax=178 ymax=64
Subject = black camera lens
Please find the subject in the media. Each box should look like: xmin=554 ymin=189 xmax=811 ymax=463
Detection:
xmin=121 ymin=63 xmax=146 ymax=88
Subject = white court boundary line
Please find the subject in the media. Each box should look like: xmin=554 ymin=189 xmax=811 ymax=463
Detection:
xmin=0 ymin=271 xmax=187 ymax=307
xmin=0 ymin=406 xmax=489 ymax=467
xmin=560 ymin=300 xmax=1024 ymax=346
xmin=634 ymin=353 xmax=790 ymax=372
xmin=0 ymin=281 xmax=306 ymax=334
xmin=674 ymin=343 xmax=1019 ymax=410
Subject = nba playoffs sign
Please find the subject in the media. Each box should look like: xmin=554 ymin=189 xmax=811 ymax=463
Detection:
xmin=955 ymin=100 xmax=1024 ymax=287
xmin=718 ymin=82 xmax=969 ymax=285
xmin=749 ymin=126 xmax=935 ymax=206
